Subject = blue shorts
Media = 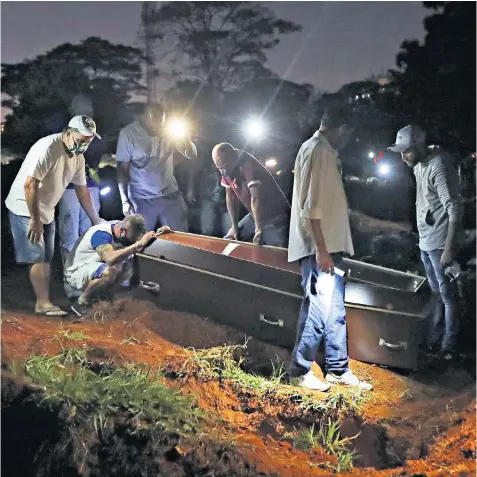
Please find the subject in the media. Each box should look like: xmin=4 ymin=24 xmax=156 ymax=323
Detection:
xmin=8 ymin=211 xmax=55 ymax=264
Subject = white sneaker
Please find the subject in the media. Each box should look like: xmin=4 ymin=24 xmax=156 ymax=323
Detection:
xmin=289 ymin=370 xmax=331 ymax=392
xmin=325 ymin=370 xmax=373 ymax=391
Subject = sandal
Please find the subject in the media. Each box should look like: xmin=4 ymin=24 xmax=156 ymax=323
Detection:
xmin=35 ymin=306 xmax=69 ymax=317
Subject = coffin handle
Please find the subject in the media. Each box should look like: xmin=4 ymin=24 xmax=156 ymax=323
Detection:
xmin=379 ymin=338 xmax=407 ymax=351
xmin=259 ymin=314 xmax=284 ymax=328
xmin=140 ymin=281 xmax=161 ymax=295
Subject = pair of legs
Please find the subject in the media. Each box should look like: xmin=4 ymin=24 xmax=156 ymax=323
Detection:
xmin=8 ymin=211 xmax=65 ymax=315
xmin=58 ymin=187 xmax=101 ymax=298
xmin=288 ymin=253 xmax=349 ymax=378
xmin=230 ymin=213 xmax=289 ymax=248
xmin=131 ymin=191 xmax=188 ymax=232
xmin=66 ymin=260 xmax=134 ymax=305
xmin=58 ymin=186 xmax=101 ymax=255
xmin=200 ymin=200 xmax=230 ymax=237
xmin=420 ymin=248 xmax=459 ymax=354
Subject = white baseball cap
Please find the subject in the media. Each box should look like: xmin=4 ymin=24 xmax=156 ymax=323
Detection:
xmin=387 ymin=125 xmax=425 ymax=153
xmin=68 ymin=115 xmax=101 ymax=139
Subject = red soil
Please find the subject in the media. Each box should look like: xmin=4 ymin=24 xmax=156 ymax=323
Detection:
xmin=2 ymin=298 xmax=475 ymax=477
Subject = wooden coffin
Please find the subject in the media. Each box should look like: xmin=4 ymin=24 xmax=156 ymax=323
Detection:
xmin=134 ymin=233 xmax=429 ymax=370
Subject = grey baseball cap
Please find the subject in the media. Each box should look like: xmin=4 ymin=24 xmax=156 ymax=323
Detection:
xmin=387 ymin=125 xmax=425 ymax=153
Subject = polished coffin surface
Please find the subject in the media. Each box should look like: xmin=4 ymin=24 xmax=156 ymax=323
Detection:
xmin=135 ymin=233 xmax=429 ymax=369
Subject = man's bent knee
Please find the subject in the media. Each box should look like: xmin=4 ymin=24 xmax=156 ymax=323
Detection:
xmin=102 ymin=265 xmax=120 ymax=282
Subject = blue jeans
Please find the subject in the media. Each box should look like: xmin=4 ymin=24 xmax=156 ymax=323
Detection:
xmin=236 ymin=213 xmax=289 ymax=248
xmin=420 ymin=248 xmax=459 ymax=353
xmin=58 ymin=187 xmax=101 ymax=253
xmin=289 ymin=253 xmax=349 ymax=377
xmin=200 ymin=200 xmax=230 ymax=237
xmin=131 ymin=191 xmax=188 ymax=232
xmin=8 ymin=211 xmax=55 ymax=263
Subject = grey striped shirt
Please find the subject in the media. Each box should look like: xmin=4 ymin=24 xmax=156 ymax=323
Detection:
xmin=414 ymin=147 xmax=460 ymax=252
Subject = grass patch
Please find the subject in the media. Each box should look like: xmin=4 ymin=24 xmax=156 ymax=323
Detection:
xmin=293 ymin=419 xmax=358 ymax=473
xmin=53 ymin=329 xmax=89 ymax=341
xmin=23 ymin=348 xmax=201 ymax=436
xmin=181 ymin=341 xmax=366 ymax=471
xmin=184 ymin=342 xmax=284 ymax=393
xmin=182 ymin=342 xmax=368 ymax=417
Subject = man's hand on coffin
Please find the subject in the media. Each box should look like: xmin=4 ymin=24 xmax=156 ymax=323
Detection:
xmin=135 ymin=231 xmax=157 ymax=253
xmin=155 ymin=226 xmax=172 ymax=236
xmin=315 ymin=248 xmax=335 ymax=275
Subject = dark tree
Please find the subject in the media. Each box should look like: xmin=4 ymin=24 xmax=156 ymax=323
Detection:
xmin=390 ymin=1 xmax=476 ymax=152
xmin=2 ymin=37 xmax=146 ymax=153
xmin=144 ymin=2 xmax=301 ymax=94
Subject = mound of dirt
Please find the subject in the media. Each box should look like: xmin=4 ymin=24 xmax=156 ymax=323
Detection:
xmin=1 ymin=299 xmax=476 ymax=477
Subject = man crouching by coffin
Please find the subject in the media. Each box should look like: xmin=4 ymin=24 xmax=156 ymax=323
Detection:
xmin=287 ymin=104 xmax=372 ymax=392
xmin=64 ymin=214 xmax=158 ymax=317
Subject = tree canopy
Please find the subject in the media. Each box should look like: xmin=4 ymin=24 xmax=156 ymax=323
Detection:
xmin=2 ymin=37 xmax=145 ymax=152
xmin=391 ymin=1 xmax=476 ymax=152
xmin=144 ymin=2 xmax=301 ymax=94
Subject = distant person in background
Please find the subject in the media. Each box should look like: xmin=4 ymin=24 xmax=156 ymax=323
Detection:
xmin=287 ymin=105 xmax=372 ymax=392
xmin=58 ymin=139 xmax=107 ymax=257
xmin=200 ymin=160 xmax=230 ymax=237
xmin=116 ymin=103 xmax=197 ymax=232
xmin=212 ymin=143 xmax=290 ymax=247
xmin=388 ymin=125 xmax=461 ymax=361
xmin=5 ymin=115 xmax=103 ymax=316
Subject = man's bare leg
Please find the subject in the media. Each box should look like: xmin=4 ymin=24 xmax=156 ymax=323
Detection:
xmin=116 ymin=261 xmax=134 ymax=287
xmin=78 ymin=266 xmax=119 ymax=304
xmin=30 ymin=262 xmax=53 ymax=310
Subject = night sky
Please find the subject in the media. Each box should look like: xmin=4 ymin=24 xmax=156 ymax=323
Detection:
xmin=1 ymin=1 xmax=426 ymax=120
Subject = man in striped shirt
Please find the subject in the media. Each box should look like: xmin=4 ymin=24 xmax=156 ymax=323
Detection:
xmin=388 ymin=125 xmax=461 ymax=360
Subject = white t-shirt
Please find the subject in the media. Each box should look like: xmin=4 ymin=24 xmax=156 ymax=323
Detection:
xmin=5 ymin=133 xmax=87 ymax=224
xmin=288 ymin=131 xmax=354 ymax=263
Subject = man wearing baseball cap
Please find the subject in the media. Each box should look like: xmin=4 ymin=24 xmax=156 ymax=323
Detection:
xmin=5 ymin=115 xmax=103 ymax=317
xmin=388 ymin=125 xmax=461 ymax=360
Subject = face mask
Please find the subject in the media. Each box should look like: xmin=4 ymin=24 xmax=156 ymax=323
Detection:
xmin=72 ymin=139 xmax=89 ymax=155
xmin=116 ymin=236 xmax=132 ymax=247
xmin=219 ymin=155 xmax=242 ymax=181
xmin=219 ymin=168 xmax=231 ymax=180
xmin=115 ymin=228 xmax=133 ymax=247
xmin=66 ymin=136 xmax=89 ymax=155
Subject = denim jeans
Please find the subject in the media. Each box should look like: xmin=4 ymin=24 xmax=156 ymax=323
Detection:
xmin=236 ymin=213 xmax=289 ymax=248
xmin=59 ymin=187 xmax=101 ymax=299
xmin=288 ymin=253 xmax=349 ymax=377
xmin=200 ymin=200 xmax=230 ymax=237
xmin=130 ymin=191 xmax=188 ymax=232
xmin=420 ymin=248 xmax=459 ymax=353
xmin=58 ymin=187 xmax=101 ymax=254
xmin=9 ymin=211 xmax=55 ymax=264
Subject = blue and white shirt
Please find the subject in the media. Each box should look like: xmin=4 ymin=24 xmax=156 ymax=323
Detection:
xmin=64 ymin=221 xmax=122 ymax=276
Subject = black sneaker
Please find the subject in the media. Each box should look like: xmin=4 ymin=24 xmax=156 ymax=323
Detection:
xmin=71 ymin=299 xmax=91 ymax=318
